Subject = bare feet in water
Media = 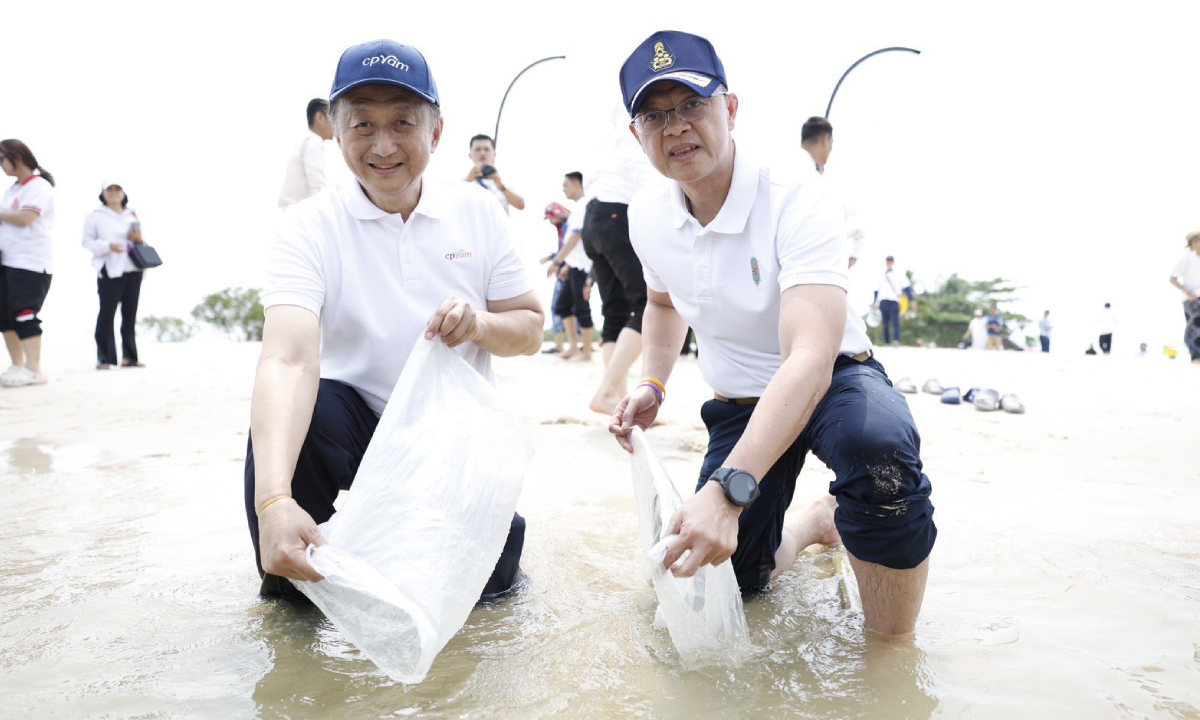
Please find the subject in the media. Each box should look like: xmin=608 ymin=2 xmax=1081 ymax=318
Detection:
xmin=771 ymin=493 xmax=841 ymax=581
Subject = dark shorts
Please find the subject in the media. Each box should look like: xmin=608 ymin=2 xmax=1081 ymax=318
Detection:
xmin=581 ymin=199 xmax=646 ymax=343
xmin=244 ymin=379 xmax=526 ymax=601
xmin=0 ymin=266 xmax=53 ymax=339
xmin=697 ymin=355 xmax=936 ymax=591
xmin=553 ymin=266 xmax=593 ymax=329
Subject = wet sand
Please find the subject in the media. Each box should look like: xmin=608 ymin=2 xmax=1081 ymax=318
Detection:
xmin=1 ymin=337 xmax=1198 ymax=719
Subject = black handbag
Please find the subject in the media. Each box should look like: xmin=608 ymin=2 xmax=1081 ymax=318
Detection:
xmin=129 ymin=242 xmax=163 ymax=269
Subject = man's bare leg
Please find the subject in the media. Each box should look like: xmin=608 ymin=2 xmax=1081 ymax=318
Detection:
xmin=578 ymin=326 xmax=594 ymax=361
xmin=601 ymin=338 xmax=615 ymax=368
xmin=771 ymin=493 xmax=840 ymax=580
xmin=552 ymin=330 xmax=565 ymax=353
xmin=3 ymin=330 xmax=23 ymax=367
xmin=848 ymin=555 xmax=928 ymax=636
xmin=589 ymin=327 xmax=640 ymax=414
xmin=560 ymin=317 xmax=579 ymax=359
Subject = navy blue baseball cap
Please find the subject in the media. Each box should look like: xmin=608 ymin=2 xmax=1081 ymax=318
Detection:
xmin=620 ymin=31 xmax=727 ymax=116
xmin=330 ymin=39 xmax=439 ymax=106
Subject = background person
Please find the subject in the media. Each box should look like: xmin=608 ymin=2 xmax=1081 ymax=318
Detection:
xmin=872 ymin=255 xmax=912 ymax=345
xmin=1098 ymin=302 xmax=1115 ymax=355
xmin=82 ymin=182 xmax=146 ymax=368
xmin=540 ymin=201 xmax=571 ymax=354
xmin=1169 ymin=231 xmax=1200 ymax=363
xmin=963 ymin=308 xmax=987 ymax=350
xmin=465 ymin=134 xmax=525 ymax=213
xmin=985 ymin=304 xmax=1004 ymax=350
xmin=800 ymin=116 xmax=866 ymax=269
xmin=0 ymin=139 xmax=56 ymax=387
xmin=278 ymin=99 xmax=335 ymax=209
xmin=546 ymin=171 xmax=594 ymax=361
xmin=1038 ymin=310 xmax=1052 ymax=353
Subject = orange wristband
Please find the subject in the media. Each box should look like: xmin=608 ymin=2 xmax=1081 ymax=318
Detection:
xmin=255 ymin=494 xmax=292 ymax=517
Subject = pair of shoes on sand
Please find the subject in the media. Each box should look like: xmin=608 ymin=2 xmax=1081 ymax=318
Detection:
xmin=894 ymin=376 xmax=1025 ymax=413
xmin=950 ymin=386 xmax=1025 ymax=413
xmin=0 ymin=365 xmax=47 ymax=387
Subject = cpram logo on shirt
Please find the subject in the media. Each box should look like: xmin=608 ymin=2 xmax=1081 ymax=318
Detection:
xmin=444 ymin=250 xmax=473 ymax=261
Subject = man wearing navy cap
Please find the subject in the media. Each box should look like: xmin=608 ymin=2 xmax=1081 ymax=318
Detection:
xmin=245 ymin=39 xmax=543 ymax=600
xmin=610 ymin=31 xmax=935 ymax=635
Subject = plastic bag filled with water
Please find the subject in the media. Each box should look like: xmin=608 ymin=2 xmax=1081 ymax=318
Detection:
xmin=295 ymin=337 xmax=533 ymax=684
xmin=628 ymin=428 xmax=753 ymax=669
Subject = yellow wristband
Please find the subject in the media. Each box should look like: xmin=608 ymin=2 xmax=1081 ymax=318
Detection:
xmin=255 ymin=494 xmax=292 ymax=517
xmin=640 ymin=377 xmax=666 ymax=395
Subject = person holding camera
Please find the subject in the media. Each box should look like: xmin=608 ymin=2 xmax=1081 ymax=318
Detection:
xmin=465 ymin=134 xmax=524 ymax=214
xmin=82 ymin=181 xmax=146 ymax=369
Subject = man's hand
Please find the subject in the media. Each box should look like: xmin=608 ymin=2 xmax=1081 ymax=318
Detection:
xmin=546 ymin=261 xmax=561 ymax=278
xmin=258 ymin=498 xmax=326 ymax=583
xmin=109 ymin=242 xmax=126 ymax=253
xmin=426 ymin=296 xmax=481 ymax=348
xmin=557 ymin=264 xmax=570 ymax=281
xmin=465 ymin=166 xmax=484 ymax=182
xmin=608 ymin=385 xmax=662 ymax=452
xmin=660 ymin=480 xmax=741 ymax=577
xmin=488 ymin=170 xmax=505 ymax=190
xmin=1189 ymin=292 xmax=1198 ymax=302
xmin=127 ymin=227 xmax=143 ymax=244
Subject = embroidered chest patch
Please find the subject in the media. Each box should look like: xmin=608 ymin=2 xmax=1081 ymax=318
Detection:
xmin=750 ymin=256 xmax=761 ymax=286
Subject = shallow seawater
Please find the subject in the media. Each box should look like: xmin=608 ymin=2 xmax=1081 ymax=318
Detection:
xmin=2 ymin=432 xmax=1198 ymax=720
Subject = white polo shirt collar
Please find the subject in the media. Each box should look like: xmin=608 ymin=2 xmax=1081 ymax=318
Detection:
xmin=344 ymin=177 xmax=452 ymax=222
xmin=669 ymin=146 xmax=757 ymax=235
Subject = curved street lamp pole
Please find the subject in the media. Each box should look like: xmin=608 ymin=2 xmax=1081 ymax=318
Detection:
xmin=824 ymin=47 xmax=920 ymax=119
xmin=493 ymin=55 xmax=566 ymax=147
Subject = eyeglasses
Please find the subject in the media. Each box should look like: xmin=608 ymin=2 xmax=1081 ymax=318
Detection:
xmin=631 ymin=93 xmax=729 ymax=134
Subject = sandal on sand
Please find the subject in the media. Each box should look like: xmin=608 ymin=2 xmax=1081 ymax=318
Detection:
xmin=0 ymin=366 xmax=43 ymax=387
xmin=120 ymin=360 xmax=146 ymax=368
xmin=97 ymin=363 xmax=112 ymax=370
xmin=922 ymin=379 xmax=944 ymax=395
xmin=963 ymin=387 xmax=980 ymax=404
xmin=940 ymin=387 xmax=961 ymax=404
xmin=894 ymin=377 xmax=918 ymax=394
xmin=1000 ymin=393 xmax=1026 ymax=414
xmin=973 ymin=389 xmax=1000 ymax=411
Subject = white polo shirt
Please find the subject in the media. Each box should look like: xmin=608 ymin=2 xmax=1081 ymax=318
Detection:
xmin=278 ymin=132 xmax=327 ymax=209
xmin=82 ymin=205 xmax=141 ymax=278
xmin=474 ymin=178 xmax=510 ymax=215
xmin=562 ymin=197 xmax=593 ymax=272
xmin=1172 ymin=251 xmax=1200 ymax=294
xmin=265 ymin=177 xmax=533 ymax=415
xmin=628 ymin=148 xmax=871 ymax=399
xmin=0 ymin=174 xmax=55 ymax=273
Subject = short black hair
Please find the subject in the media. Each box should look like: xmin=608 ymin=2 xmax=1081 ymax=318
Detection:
xmin=469 ymin=134 xmax=495 ymax=149
xmin=801 ymin=116 xmax=833 ymax=144
xmin=565 ymin=171 xmax=583 ymax=184
xmin=307 ymin=98 xmax=329 ymax=128
xmin=98 ymin=188 xmax=129 ymax=208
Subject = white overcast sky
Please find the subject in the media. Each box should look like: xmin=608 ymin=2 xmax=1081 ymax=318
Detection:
xmin=4 ymin=0 xmax=1199 ymax=354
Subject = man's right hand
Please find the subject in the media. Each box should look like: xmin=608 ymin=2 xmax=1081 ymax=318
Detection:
xmin=258 ymin=498 xmax=326 ymax=583
xmin=608 ymin=385 xmax=662 ymax=453
xmin=465 ymin=166 xmax=483 ymax=182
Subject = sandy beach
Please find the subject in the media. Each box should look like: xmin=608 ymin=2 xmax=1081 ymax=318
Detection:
xmin=1 ymin=334 xmax=1198 ymax=719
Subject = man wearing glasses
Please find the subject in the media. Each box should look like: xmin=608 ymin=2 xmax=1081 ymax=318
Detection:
xmin=608 ymin=31 xmax=935 ymax=635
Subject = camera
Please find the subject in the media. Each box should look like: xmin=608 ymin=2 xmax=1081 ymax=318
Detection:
xmin=480 ymin=165 xmax=496 ymax=178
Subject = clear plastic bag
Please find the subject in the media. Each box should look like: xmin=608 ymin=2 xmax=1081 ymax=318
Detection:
xmin=296 ymin=337 xmax=533 ymax=684
xmin=628 ymin=428 xmax=753 ymax=669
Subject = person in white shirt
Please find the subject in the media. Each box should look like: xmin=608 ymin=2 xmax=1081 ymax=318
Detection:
xmin=800 ymin=116 xmax=866 ymax=268
xmin=464 ymin=134 xmax=525 ymax=214
xmin=278 ymin=99 xmax=334 ymax=210
xmin=247 ymin=40 xmax=544 ymax=601
xmin=872 ymin=256 xmax=914 ymax=346
xmin=1169 ymin=231 xmax=1200 ymax=363
xmin=0 ymin=139 xmax=56 ymax=387
xmin=963 ymin=309 xmax=987 ymax=350
xmin=82 ymin=182 xmax=147 ymax=369
xmin=1098 ymin=302 xmax=1116 ymax=355
xmin=1038 ymin=310 xmax=1052 ymax=353
xmin=545 ymin=171 xmax=594 ymax=361
xmin=609 ymin=31 xmax=935 ymax=636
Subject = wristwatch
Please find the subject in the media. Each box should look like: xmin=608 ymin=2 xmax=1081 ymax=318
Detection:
xmin=708 ymin=467 xmax=760 ymax=509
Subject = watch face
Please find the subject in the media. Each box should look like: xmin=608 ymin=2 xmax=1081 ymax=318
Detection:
xmin=730 ymin=471 xmax=757 ymax=505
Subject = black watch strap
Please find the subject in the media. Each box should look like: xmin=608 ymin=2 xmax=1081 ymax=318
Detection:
xmin=709 ymin=467 xmax=760 ymax=509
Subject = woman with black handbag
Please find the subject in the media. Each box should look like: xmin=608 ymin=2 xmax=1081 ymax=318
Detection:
xmin=82 ymin=181 xmax=146 ymax=369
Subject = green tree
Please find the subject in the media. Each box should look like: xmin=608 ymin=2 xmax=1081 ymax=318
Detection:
xmin=867 ymin=274 xmax=1029 ymax=348
xmin=191 ymin=287 xmax=265 ymax=341
xmin=138 ymin=315 xmax=197 ymax=342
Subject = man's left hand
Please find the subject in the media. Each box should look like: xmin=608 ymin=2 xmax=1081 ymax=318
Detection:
xmin=488 ymin=170 xmax=504 ymax=190
xmin=660 ymin=480 xmax=741 ymax=577
xmin=425 ymin=296 xmax=481 ymax=348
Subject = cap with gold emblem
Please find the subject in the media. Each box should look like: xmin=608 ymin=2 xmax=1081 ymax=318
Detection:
xmin=619 ymin=30 xmax=727 ymax=116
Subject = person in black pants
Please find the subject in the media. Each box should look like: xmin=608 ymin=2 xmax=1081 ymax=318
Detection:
xmin=582 ymin=198 xmax=647 ymax=413
xmin=82 ymin=182 xmax=146 ymax=368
